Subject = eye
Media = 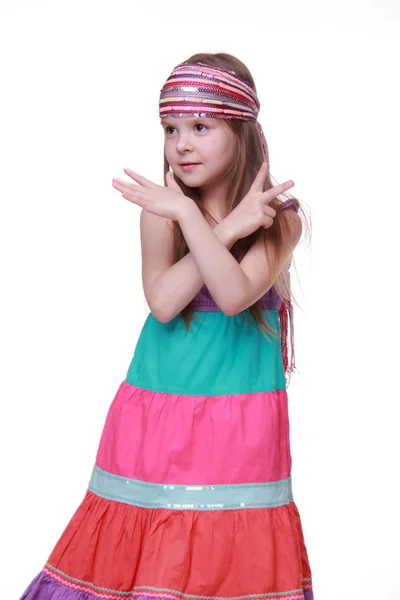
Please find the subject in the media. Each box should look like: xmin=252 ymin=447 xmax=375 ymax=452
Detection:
xmin=195 ymin=124 xmax=208 ymax=132
xmin=164 ymin=126 xmax=176 ymax=135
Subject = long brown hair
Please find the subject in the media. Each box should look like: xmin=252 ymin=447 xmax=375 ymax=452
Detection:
xmin=162 ymin=52 xmax=311 ymax=341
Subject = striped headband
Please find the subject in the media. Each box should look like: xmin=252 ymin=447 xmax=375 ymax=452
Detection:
xmin=159 ymin=61 xmax=269 ymax=163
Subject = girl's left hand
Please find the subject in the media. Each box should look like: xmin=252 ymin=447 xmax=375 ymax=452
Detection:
xmin=112 ymin=168 xmax=192 ymax=222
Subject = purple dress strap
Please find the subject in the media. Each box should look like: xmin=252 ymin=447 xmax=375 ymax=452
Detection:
xmin=281 ymin=198 xmax=300 ymax=212
xmin=191 ymin=284 xmax=282 ymax=312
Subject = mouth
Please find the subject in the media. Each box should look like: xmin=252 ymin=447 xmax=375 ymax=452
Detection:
xmin=179 ymin=163 xmax=201 ymax=171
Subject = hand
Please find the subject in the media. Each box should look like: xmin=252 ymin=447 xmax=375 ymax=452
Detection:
xmin=225 ymin=162 xmax=294 ymax=240
xmin=112 ymin=168 xmax=192 ymax=221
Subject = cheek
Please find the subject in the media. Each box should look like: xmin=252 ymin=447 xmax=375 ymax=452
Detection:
xmin=212 ymin=140 xmax=236 ymax=168
xmin=164 ymin=142 xmax=174 ymax=162
xmin=213 ymin=133 xmax=235 ymax=156
xmin=204 ymin=139 xmax=227 ymax=160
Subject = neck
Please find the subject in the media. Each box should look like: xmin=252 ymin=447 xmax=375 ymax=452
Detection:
xmin=198 ymin=178 xmax=229 ymax=221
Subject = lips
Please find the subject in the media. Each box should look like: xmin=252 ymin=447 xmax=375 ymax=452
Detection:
xmin=179 ymin=163 xmax=201 ymax=172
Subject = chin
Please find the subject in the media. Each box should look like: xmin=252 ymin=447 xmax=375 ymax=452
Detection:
xmin=179 ymin=175 xmax=207 ymax=187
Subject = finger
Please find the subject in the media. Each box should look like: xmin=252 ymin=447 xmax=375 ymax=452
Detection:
xmin=263 ymin=205 xmax=277 ymax=218
xmin=250 ymin=161 xmax=270 ymax=191
xmin=262 ymin=215 xmax=274 ymax=229
xmin=165 ymin=171 xmax=175 ymax=186
xmin=121 ymin=191 xmax=146 ymax=208
xmin=166 ymin=170 xmax=183 ymax=193
xmin=262 ymin=180 xmax=294 ymax=203
xmin=112 ymin=180 xmax=146 ymax=196
xmin=113 ymin=181 xmax=150 ymax=205
xmin=123 ymin=167 xmax=157 ymax=188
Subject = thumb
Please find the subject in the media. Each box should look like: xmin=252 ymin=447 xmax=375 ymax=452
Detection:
xmin=166 ymin=170 xmax=182 ymax=192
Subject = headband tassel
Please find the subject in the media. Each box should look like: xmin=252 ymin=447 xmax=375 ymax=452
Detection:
xmin=279 ymin=296 xmax=298 ymax=388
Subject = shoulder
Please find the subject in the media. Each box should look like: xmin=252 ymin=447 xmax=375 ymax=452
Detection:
xmin=280 ymin=205 xmax=302 ymax=246
xmin=242 ymin=200 xmax=301 ymax=260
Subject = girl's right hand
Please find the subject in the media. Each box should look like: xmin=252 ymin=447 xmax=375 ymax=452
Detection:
xmin=226 ymin=162 xmax=295 ymax=240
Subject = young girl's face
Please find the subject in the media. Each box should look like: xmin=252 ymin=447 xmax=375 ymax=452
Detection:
xmin=161 ymin=117 xmax=236 ymax=192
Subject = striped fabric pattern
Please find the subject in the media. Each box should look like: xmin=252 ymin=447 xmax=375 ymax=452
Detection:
xmin=20 ymin=303 xmax=314 ymax=600
xmin=159 ymin=62 xmax=260 ymax=121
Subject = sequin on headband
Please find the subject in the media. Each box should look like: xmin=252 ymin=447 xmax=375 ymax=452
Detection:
xmin=159 ymin=61 xmax=269 ymax=163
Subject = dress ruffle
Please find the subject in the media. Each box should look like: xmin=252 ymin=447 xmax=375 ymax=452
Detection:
xmin=20 ymin=309 xmax=314 ymax=600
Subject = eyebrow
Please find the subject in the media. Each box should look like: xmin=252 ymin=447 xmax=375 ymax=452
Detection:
xmin=160 ymin=117 xmax=212 ymax=126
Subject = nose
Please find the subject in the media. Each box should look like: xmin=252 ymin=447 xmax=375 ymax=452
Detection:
xmin=176 ymin=131 xmax=193 ymax=153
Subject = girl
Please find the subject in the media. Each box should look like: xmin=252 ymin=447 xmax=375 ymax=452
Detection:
xmin=20 ymin=53 xmax=314 ymax=600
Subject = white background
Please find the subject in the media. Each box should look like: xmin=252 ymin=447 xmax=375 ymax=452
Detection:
xmin=1 ymin=1 xmax=399 ymax=599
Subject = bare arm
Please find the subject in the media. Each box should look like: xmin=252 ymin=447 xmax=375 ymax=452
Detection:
xmin=171 ymin=177 xmax=300 ymax=317
xmin=176 ymin=202 xmax=301 ymax=317
xmin=141 ymin=208 xmax=238 ymax=323
xmin=177 ymin=202 xmax=266 ymax=316
xmin=118 ymin=163 xmax=298 ymax=321
xmin=142 ymin=201 xmax=301 ymax=322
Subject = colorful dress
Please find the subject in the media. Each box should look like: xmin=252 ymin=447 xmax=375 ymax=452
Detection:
xmin=20 ymin=201 xmax=314 ymax=600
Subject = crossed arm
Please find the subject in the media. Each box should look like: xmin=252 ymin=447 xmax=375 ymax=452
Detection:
xmin=141 ymin=203 xmax=301 ymax=323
